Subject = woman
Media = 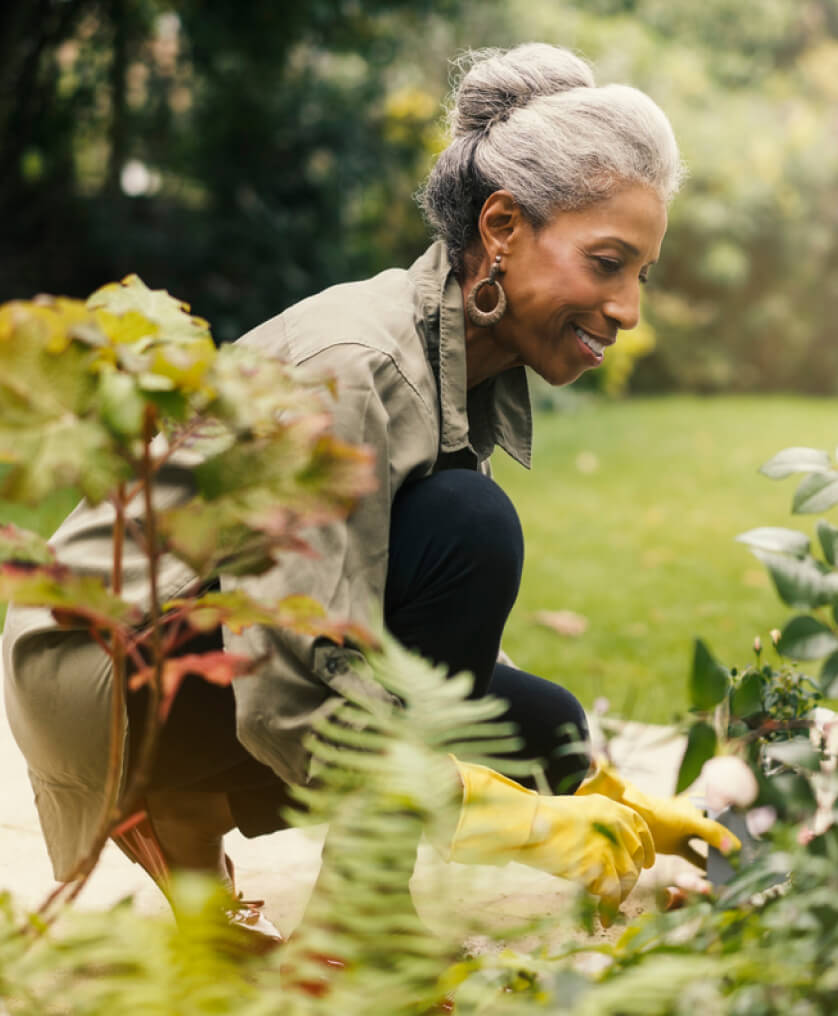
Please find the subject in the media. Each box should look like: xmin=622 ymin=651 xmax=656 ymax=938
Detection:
xmin=3 ymin=43 xmax=736 ymax=942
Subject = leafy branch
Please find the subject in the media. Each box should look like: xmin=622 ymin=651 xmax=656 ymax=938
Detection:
xmin=0 ymin=275 xmax=376 ymax=930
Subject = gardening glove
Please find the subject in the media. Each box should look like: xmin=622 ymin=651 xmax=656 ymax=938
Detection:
xmin=448 ymin=757 xmax=655 ymax=916
xmin=575 ymin=758 xmax=741 ymax=867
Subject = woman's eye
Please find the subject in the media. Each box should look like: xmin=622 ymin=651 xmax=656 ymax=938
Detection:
xmin=594 ymin=256 xmax=621 ymax=274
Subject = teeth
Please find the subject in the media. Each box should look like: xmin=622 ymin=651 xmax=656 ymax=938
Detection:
xmin=574 ymin=326 xmax=606 ymax=356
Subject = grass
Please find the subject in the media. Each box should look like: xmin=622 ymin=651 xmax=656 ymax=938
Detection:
xmin=492 ymin=394 xmax=838 ymax=725
xmin=1 ymin=394 xmax=835 ymax=726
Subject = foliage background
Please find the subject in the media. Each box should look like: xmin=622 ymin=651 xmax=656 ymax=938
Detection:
xmin=4 ymin=0 xmax=838 ymax=393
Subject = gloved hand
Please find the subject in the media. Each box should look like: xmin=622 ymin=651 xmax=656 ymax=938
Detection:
xmin=575 ymin=758 xmax=741 ymax=867
xmin=448 ymin=757 xmax=655 ymax=915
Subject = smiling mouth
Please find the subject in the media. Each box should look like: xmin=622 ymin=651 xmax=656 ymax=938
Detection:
xmin=573 ymin=325 xmax=610 ymax=357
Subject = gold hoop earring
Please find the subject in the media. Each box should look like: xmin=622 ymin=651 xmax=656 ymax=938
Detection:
xmin=466 ymin=255 xmax=507 ymax=327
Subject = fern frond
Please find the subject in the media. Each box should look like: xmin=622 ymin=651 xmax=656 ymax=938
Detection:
xmin=280 ymin=632 xmax=539 ymax=1014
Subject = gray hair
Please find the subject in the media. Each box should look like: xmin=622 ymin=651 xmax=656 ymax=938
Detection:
xmin=417 ymin=44 xmax=683 ymax=275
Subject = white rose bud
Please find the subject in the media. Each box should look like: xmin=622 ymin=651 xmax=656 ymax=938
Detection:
xmin=745 ymin=805 xmax=777 ymax=838
xmin=701 ymin=755 xmax=759 ymax=814
xmin=770 ymin=629 xmax=781 ymax=646
xmin=753 ymin=636 xmax=762 ymax=653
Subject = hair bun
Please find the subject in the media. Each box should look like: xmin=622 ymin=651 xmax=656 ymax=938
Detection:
xmin=450 ymin=44 xmax=595 ymax=137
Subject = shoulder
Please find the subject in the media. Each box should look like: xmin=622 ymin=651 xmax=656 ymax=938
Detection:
xmin=238 ymin=266 xmax=426 ymax=367
xmin=238 ymin=264 xmax=439 ymax=422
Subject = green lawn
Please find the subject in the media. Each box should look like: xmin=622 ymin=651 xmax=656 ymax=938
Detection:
xmin=492 ymin=394 xmax=837 ymax=725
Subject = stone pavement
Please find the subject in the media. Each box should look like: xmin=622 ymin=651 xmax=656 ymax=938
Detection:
xmin=0 ymin=649 xmax=702 ymax=948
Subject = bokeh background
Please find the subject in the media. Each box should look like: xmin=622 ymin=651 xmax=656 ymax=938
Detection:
xmin=5 ymin=0 xmax=838 ymax=394
xmin=3 ymin=0 xmax=837 ymax=721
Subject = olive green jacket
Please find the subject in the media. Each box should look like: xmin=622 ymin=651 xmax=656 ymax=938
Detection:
xmin=2 ymin=242 xmax=532 ymax=879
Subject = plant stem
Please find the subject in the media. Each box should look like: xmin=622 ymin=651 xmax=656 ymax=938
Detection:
xmin=119 ymin=407 xmax=165 ymax=816
xmin=100 ymin=484 xmax=128 ymax=829
xmin=123 ymin=418 xmax=203 ymax=505
xmin=32 ymin=424 xmax=171 ymax=928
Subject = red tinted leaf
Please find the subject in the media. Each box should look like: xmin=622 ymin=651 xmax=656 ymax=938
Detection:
xmin=239 ymin=505 xmax=319 ymax=550
xmin=129 ymin=650 xmax=253 ymax=720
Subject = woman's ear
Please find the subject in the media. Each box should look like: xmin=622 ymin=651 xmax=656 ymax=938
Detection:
xmin=477 ymin=191 xmax=523 ymax=260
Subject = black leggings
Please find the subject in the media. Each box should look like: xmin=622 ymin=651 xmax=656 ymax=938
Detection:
xmin=128 ymin=469 xmax=590 ymax=835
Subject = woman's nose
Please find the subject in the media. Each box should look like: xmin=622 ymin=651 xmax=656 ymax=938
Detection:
xmin=604 ymin=280 xmax=641 ymax=331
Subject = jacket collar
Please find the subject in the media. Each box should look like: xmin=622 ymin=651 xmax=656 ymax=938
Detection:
xmin=409 ymin=242 xmax=532 ymax=469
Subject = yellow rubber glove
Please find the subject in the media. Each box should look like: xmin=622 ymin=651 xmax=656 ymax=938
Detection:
xmin=575 ymin=759 xmax=741 ymax=867
xmin=448 ymin=758 xmax=655 ymax=915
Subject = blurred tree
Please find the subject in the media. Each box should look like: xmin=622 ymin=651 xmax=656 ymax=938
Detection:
xmin=0 ymin=0 xmax=463 ymax=341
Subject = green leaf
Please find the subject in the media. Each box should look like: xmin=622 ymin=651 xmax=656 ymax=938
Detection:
xmin=0 ymin=525 xmax=54 ymax=565
xmin=817 ymin=519 xmax=838 ymax=565
xmin=158 ymin=500 xmax=277 ymax=577
xmin=192 ymin=428 xmax=375 ymax=510
xmin=760 ymin=446 xmax=831 ymax=479
xmin=0 ymin=563 xmax=141 ymax=627
xmin=165 ymin=589 xmax=371 ymax=644
xmin=144 ymin=388 xmax=189 ymax=421
xmin=689 ymin=638 xmax=729 ymax=710
xmin=676 ymin=721 xmax=716 ymax=794
xmin=179 ymin=431 xmax=375 ymax=573
xmin=87 ymin=277 xmax=217 ymax=402
xmin=166 ymin=588 xmax=301 ymax=633
xmin=0 ymin=417 xmax=130 ymax=505
xmin=209 ymin=343 xmax=335 ymax=434
xmin=0 ymin=311 xmax=99 ymax=426
xmin=736 ymin=526 xmax=810 ymax=557
xmin=164 ymin=589 xmax=273 ymax=632
xmin=751 ymin=550 xmax=838 ymax=609
xmin=793 ymin=471 xmax=838 ymax=514
xmin=98 ymin=370 xmax=146 ymax=439
xmin=776 ymin=615 xmax=838 ymax=660
xmin=730 ymin=670 xmax=763 ymax=718
xmin=88 ymin=275 xmax=210 ymax=345
xmin=820 ymin=651 xmax=838 ymax=696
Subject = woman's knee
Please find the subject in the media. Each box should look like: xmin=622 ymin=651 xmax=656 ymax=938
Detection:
xmin=392 ymin=469 xmax=524 ymax=585
xmin=457 ymin=471 xmax=524 ymax=574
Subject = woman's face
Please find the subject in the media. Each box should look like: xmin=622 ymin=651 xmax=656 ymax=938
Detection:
xmin=491 ymin=184 xmax=668 ymax=387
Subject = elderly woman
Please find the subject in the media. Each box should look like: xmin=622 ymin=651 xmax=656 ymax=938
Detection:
xmin=3 ymin=43 xmax=736 ymax=943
